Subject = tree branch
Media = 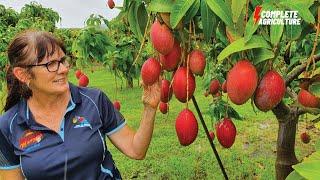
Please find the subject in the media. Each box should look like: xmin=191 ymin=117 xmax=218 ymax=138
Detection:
xmin=286 ymin=87 xmax=297 ymax=99
xmin=312 ymin=116 xmax=320 ymax=123
xmin=297 ymin=106 xmax=320 ymax=116
xmin=272 ymin=101 xmax=291 ymax=122
xmin=285 ymin=54 xmax=320 ymax=86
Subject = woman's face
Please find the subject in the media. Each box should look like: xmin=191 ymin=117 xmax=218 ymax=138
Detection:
xmin=29 ymin=47 xmax=70 ymax=96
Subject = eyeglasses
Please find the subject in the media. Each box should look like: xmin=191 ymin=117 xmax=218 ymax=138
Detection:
xmin=22 ymin=56 xmax=71 ymax=72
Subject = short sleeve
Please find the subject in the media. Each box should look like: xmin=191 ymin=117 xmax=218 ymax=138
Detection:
xmin=0 ymin=131 xmax=20 ymax=169
xmin=98 ymin=91 xmax=126 ymax=136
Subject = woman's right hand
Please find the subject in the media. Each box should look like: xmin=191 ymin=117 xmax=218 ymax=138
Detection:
xmin=141 ymin=77 xmax=162 ymax=110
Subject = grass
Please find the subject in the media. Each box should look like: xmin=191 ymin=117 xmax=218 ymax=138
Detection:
xmin=0 ymin=68 xmax=319 ymax=179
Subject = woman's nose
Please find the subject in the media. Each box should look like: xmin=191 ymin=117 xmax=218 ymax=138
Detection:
xmin=58 ymin=62 xmax=69 ymax=73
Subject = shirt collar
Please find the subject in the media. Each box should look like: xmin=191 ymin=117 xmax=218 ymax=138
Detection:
xmin=69 ymin=82 xmax=82 ymax=104
xmin=17 ymin=99 xmax=28 ymax=125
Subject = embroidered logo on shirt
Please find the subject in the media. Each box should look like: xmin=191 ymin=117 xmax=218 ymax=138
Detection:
xmin=19 ymin=130 xmax=44 ymax=151
xmin=72 ymin=116 xmax=92 ymax=129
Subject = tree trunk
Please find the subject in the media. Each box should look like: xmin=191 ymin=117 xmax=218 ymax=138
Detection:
xmin=272 ymin=102 xmax=299 ymax=180
xmin=126 ymin=77 xmax=133 ymax=88
xmin=275 ymin=116 xmax=299 ymax=179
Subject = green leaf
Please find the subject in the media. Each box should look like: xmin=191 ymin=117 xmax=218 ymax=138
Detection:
xmin=217 ymin=35 xmax=272 ymax=62
xmin=170 ymin=0 xmax=195 ymax=28
xmin=302 ymin=0 xmax=315 ymax=8
xmin=234 ymin=3 xmax=246 ymax=35
xmin=206 ymin=0 xmax=233 ymax=27
xmin=136 ymin=3 xmax=148 ymax=40
xmin=286 ymin=170 xmax=305 ymax=180
xmin=244 ymin=3 xmax=273 ymax=43
xmin=226 ymin=26 xmax=241 ymax=43
xmin=148 ymin=0 xmax=173 ymax=12
xmin=251 ymin=0 xmax=263 ymax=8
xmin=288 ymin=151 xmax=320 ymax=180
xmin=252 ymin=48 xmax=275 ymax=65
xmin=127 ymin=2 xmax=147 ymax=41
xmin=216 ymin=24 xmax=229 ymax=46
xmin=293 ymin=161 xmax=320 ymax=179
xmin=201 ymin=0 xmax=216 ymax=42
xmin=128 ymin=2 xmax=139 ymax=38
xmin=227 ymin=105 xmax=243 ymax=120
xmin=123 ymin=0 xmax=131 ymax=11
xmin=270 ymin=25 xmax=284 ymax=46
xmin=184 ymin=0 xmax=200 ymax=23
xmin=208 ymin=100 xmax=242 ymax=121
xmin=288 ymin=56 xmax=303 ymax=70
xmin=309 ymin=82 xmax=320 ymax=97
xmin=279 ymin=1 xmax=315 ymax=24
xmin=231 ymin=0 xmax=246 ymax=23
xmin=286 ymin=24 xmax=302 ymax=41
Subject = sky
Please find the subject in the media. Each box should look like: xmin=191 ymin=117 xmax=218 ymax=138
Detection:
xmin=0 ymin=0 xmax=123 ymax=28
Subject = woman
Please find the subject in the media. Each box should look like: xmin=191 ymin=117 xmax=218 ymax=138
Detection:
xmin=0 ymin=30 xmax=161 ymax=180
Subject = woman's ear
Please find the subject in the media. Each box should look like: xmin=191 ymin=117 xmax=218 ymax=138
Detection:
xmin=12 ymin=67 xmax=31 ymax=83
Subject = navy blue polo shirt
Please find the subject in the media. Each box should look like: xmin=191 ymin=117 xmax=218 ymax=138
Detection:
xmin=0 ymin=83 xmax=126 ymax=179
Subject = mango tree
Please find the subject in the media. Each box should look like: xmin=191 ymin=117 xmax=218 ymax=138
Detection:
xmin=104 ymin=13 xmax=151 ymax=88
xmin=71 ymin=15 xmax=112 ymax=70
xmin=54 ymin=28 xmax=80 ymax=58
xmin=122 ymin=0 xmax=320 ymax=179
xmin=0 ymin=4 xmax=19 ymax=84
xmin=72 ymin=13 xmax=150 ymax=88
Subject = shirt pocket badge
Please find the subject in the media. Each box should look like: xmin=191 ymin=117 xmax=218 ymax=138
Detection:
xmin=19 ymin=130 xmax=44 ymax=153
xmin=73 ymin=116 xmax=92 ymax=129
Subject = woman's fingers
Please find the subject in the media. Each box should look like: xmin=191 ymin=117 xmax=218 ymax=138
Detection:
xmin=141 ymin=77 xmax=162 ymax=109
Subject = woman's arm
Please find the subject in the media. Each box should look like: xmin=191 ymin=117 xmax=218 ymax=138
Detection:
xmin=108 ymin=106 xmax=156 ymax=159
xmin=0 ymin=168 xmax=24 ymax=180
xmin=108 ymin=78 xmax=161 ymax=160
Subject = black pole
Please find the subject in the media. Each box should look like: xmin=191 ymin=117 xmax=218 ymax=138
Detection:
xmin=191 ymin=96 xmax=229 ymax=180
